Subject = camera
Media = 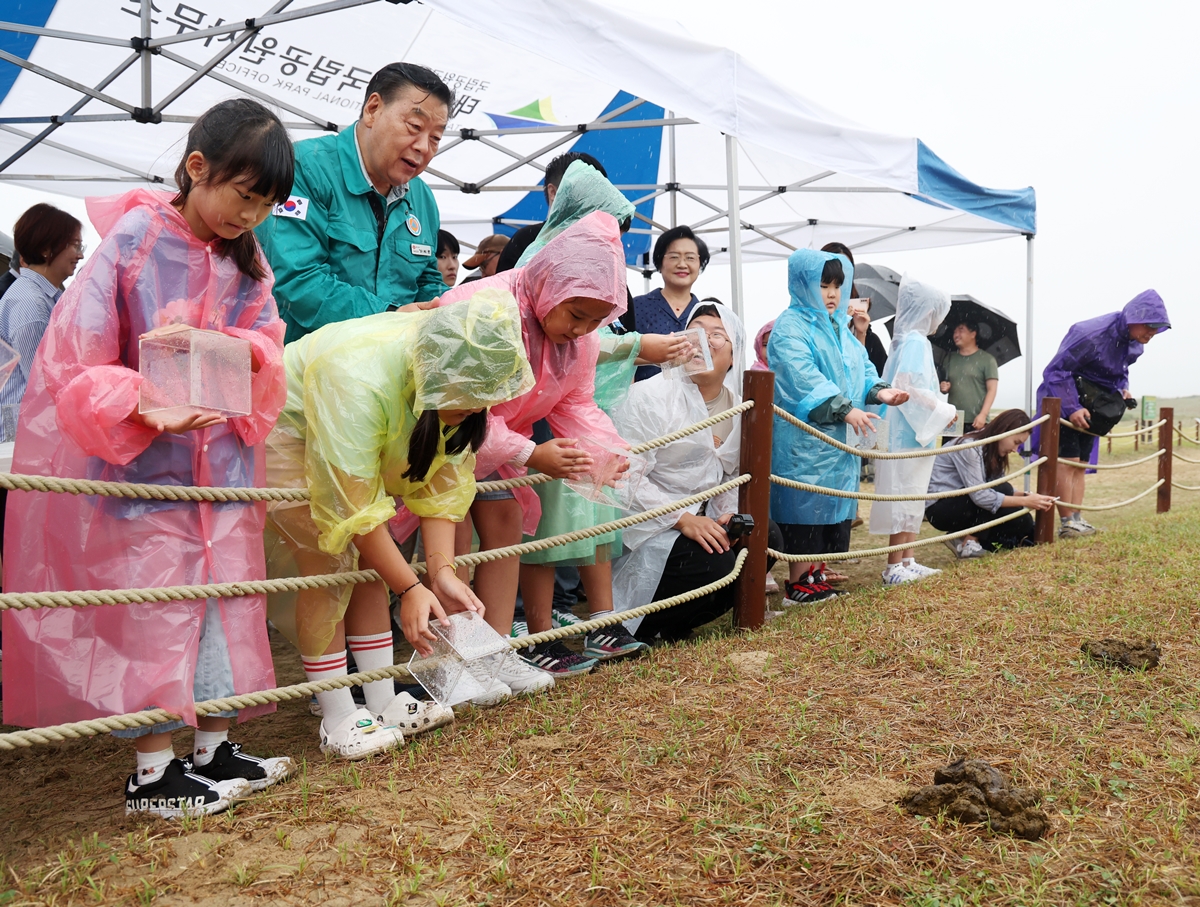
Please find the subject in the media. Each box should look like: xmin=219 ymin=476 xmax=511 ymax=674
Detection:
xmin=1124 ymin=397 xmax=1138 ymax=411
xmin=726 ymin=513 xmax=755 ymax=540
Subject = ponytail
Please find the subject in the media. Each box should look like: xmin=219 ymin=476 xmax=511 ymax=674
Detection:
xmin=403 ymin=409 xmax=489 ymax=483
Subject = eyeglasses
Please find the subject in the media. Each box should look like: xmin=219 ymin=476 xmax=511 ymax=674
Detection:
xmin=70 ymin=241 xmax=86 ymax=255
xmin=704 ymin=330 xmax=730 ymax=351
xmin=663 ymin=253 xmax=700 ymax=265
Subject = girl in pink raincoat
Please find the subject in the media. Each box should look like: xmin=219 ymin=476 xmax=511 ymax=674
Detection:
xmin=392 ymin=212 xmax=630 ymax=678
xmin=2 ymin=99 xmax=294 ymax=819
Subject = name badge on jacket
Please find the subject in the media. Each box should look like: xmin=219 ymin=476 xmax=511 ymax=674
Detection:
xmin=411 ymin=243 xmax=432 ymax=256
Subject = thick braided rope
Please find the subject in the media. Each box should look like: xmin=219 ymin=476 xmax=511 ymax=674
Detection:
xmin=508 ymin=549 xmax=749 ymax=648
xmin=1058 ymin=449 xmax=1163 ymax=469
xmin=472 ymin=401 xmax=753 ymax=493
xmin=0 ymin=479 xmax=748 ymax=610
xmin=1172 ymin=481 xmax=1200 ymax=491
xmin=1061 ymin=418 xmax=1164 ymax=439
xmin=441 ymin=475 xmax=750 ymax=568
xmin=0 ymin=472 xmax=309 ymax=502
xmin=0 ymin=404 xmax=754 ymax=500
xmin=0 ymin=570 xmax=381 ymax=612
xmin=769 ymin=458 xmax=1044 ymax=502
xmin=767 ymin=508 xmax=1031 ymax=563
xmin=1072 ymin=480 xmax=1164 ymax=512
xmin=772 ymin=406 xmax=1048 ymax=459
xmin=1173 ymin=451 xmax=1200 ymax=465
xmin=1175 ymin=427 xmax=1200 ymax=446
xmin=0 ymin=553 xmax=750 ymax=750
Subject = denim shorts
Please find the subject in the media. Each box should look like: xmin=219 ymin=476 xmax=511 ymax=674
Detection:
xmin=474 ymin=470 xmax=516 ymax=502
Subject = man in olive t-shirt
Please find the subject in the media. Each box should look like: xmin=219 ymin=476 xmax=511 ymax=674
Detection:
xmin=939 ymin=322 xmax=999 ymax=429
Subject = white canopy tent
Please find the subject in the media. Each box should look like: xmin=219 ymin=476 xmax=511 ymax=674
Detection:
xmin=0 ymin=0 xmax=1038 ymax=406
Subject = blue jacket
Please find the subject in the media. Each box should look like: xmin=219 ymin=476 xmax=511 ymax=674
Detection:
xmin=769 ymin=249 xmax=881 ymax=526
xmin=257 ymin=125 xmax=446 ymax=343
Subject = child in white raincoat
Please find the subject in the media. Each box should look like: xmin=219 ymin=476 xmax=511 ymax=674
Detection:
xmin=870 ymin=277 xmax=957 ymax=584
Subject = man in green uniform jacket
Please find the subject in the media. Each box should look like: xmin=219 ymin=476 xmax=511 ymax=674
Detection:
xmin=258 ymin=63 xmax=451 ymax=343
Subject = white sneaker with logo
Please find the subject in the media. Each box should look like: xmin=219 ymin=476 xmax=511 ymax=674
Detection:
xmin=902 ymin=560 xmax=942 ymax=579
xmin=881 ymin=563 xmax=920 ymax=586
xmin=319 ymin=708 xmax=406 ymax=759
xmin=495 ymin=649 xmax=555 ymax=695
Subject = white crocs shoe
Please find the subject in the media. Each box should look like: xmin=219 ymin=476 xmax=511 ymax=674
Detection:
xmin=495 ymin=649 xmax=555 ymax=695
xmin=319 ymin=708 xmax=406 ymax=760
xmin=377 ymin=691 xmax=454 ymax=737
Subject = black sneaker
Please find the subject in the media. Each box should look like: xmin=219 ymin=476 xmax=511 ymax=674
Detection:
xmin=124 ymin=758 xmax=251 ymax=818
xmin=806 ymin=564 xmax=847 ymax=597
xmin=191 ymin=741 xmax=296 ymax=793
xmin=583 ymin=625 xmax=650 ymax=661
xmin=519 ymin=640 xmax=597 ymax=676
xmin=783 ymin=579 xmax=837 ymax=605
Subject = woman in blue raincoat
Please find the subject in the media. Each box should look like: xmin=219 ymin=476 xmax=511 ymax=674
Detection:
xmin=768 ymin=249 xmax=908 ymax=603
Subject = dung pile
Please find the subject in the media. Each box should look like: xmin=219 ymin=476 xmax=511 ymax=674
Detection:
xmin=1081 ymin=638 xmax=1161 ymax=671
xmin=901 ymin=757 xmax=1050 ymax=841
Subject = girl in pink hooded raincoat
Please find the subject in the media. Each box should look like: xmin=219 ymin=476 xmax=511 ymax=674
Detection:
xmin=393 ymin=211 xmax=629 ymax=677
xmin=2 ymin=100 xmax=294 ymax=819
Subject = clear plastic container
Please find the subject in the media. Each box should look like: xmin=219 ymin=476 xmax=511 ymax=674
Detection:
xmin=946 ymin=410 xmax=965 ymax=438
xmin=0 ymin=338 xmax=18 ymax=395
xmin=563 ymin=438 xmax=649 ymax=510
xmin=852 ymin=419 xmax=889 ymax=453
xmin=659 ymin=327 xmax=712 ymax=379
xmin=406 ymin=611 xmax=511 ymax=706
xmin=138 ymin=325 xmax=252 ymax=419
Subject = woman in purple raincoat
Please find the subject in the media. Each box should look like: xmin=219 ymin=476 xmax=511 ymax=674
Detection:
xmin=1036 ymin=289 xmax=1170 ymax=537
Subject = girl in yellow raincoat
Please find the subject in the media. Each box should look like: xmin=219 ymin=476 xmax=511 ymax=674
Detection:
xmin=265 ymin=289 xmax=534 ymax=758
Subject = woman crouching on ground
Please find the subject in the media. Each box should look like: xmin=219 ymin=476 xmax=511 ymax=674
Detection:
xmin=925 ymin=408 xmax=1057 ymax=557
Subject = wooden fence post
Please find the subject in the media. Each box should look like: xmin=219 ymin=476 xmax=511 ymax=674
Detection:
xmin=1134 ymin=419 xmax=1140 ymax=451
xmin=1035 ymin=397 xmax=1061 ymax=544
xmin=734 ymin=369 xmax=774 ymax=631
xmin=1158 ymin=406 xmax=1173 ymax=514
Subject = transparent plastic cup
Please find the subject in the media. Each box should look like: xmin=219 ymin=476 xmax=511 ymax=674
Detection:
xmin=407 ymin=611 xmax=511 ymax=706
xmin=138 ymin=325 xmax=252 ymax=420
xmin=659 ymin=327 xmax=712 ymax=379
xmin=0 ymin=338 xmax=18 ymax=395
xmin=562 ymin=438 xmax=649 ymax=510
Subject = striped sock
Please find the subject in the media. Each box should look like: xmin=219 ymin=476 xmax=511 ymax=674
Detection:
xmin=303 ymin=650 xmax=356 ymax=728
xmin=346 ymin=631 xmax=396 ymax=715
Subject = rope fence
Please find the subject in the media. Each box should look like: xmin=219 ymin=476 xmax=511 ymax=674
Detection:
xmin=0 ymin=551 xmax=748 ymax=751
xmin=1175 ymin=427 xmax=1200 ymax=446
xmin=1173 ymin=451 xmax=1200 ymax=465
xmin=772 ymin=406 xmax=1047 ymax=459
xmin=769 ymin=458 xmax=1044 ymax=502
xmin=1071 ymin=480 xmax=1165 ymax=512
xmin=1061 ymin=418 xmax=1164 ymax=439
xmin=0 ymin=388 xmax=1185 ymax=754
xmin=1058 ymin=449 xmax=1163 ymax=469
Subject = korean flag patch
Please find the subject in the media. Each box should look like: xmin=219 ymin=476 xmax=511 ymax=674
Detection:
xmin=274 ymin=196 xmax=308 ymax=220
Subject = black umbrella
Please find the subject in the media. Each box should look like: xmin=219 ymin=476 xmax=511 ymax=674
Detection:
xmin=881 ymin=294 xmax=1021 ymax=371
xmin=851 ymin=262 xmax=900 ymax=319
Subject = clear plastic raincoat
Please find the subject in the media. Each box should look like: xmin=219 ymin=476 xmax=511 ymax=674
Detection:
xmin=870 ymin=277 xmax=956 ymax=535
xmin=610 ymin=303 xmax=745 ymax=632
xmin=2 ymin=189 xmax=287 ymax=729
xmin=392 ymin=211 xmax=629 ymax=540
xmin=265 ymin=289 xmax=533 ymax=656
xmin=769 ymin=249 xmax=883 ymax=526
xmin=515 ymin=159 xmax=635 ymax=268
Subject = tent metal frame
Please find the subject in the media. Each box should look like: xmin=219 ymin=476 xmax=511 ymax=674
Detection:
xmin=0 ymin=0 xmax=1037 ymax=404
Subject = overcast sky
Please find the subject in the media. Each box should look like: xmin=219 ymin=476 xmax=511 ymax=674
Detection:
xmin=1 ymin=0 xmax=1195 ymax=410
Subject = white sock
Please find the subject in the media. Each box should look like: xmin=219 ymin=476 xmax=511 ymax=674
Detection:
xmin=303 ymin=650 xmax=356 ymax=728
xmin=135 ymin=747 xmax=174 ymax=786
xmin=346 ymin=631 xmax=396 ymax=715
xmin=192 ymin=728 xmax=228 ymax=767
xmin=902 ymin=557 xmax=915 ymax=567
